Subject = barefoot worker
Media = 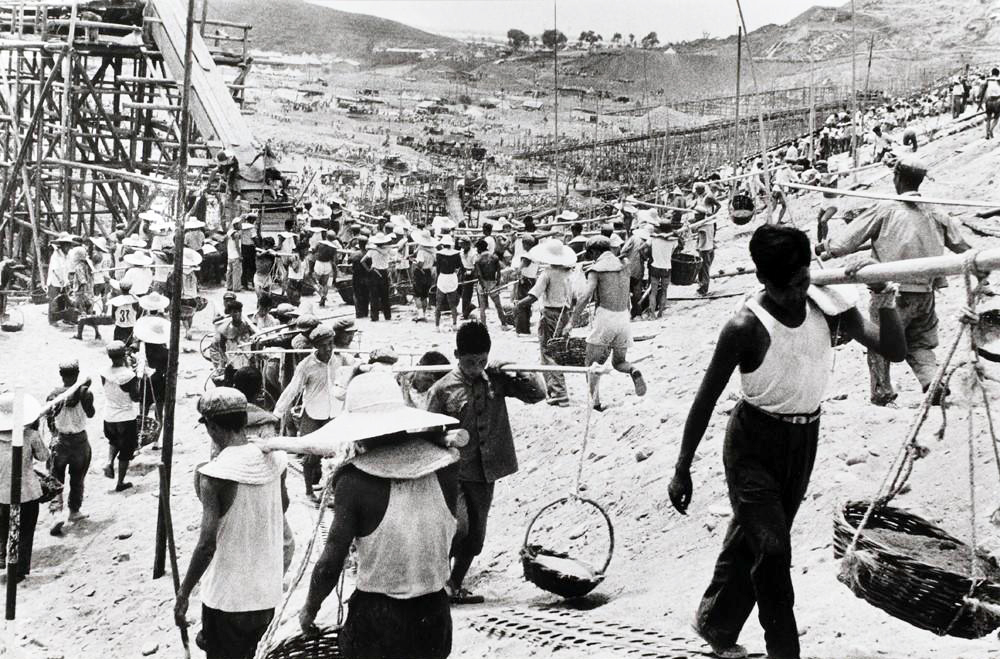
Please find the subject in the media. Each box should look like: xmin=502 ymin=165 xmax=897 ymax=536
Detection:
xmin=175 ymin=388 xmax=291 ymax=659
xmin=668 ymin=225 xmax=906 ymax=659
xmin=426 ymin=321 xmax=545 ymax=604
xmin=297 ymin=372 xmax=461 ymax=658
xmin=101 ymin=341 xmax=142 ymax=493
xmin=816 ymin=155 xmax=971 ymax=406
xmin=563 ymin=235 xmax=647 ymax=411
xmin=46 ymin=359 xmax=95 ymax=536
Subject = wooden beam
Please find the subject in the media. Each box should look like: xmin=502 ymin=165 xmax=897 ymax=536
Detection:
xmin=812 ymin=248 xmax=1000 ymax=286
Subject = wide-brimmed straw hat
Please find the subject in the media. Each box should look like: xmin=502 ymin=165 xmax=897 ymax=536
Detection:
xmin=527 ymin=239 xmax=576 ymax=267
xmin=184 ymin=218 xmax=206 ymax=230
xmin=139 ymin=210 xmax=165 ymax=223
xmin=304 ymin=372 xmax=457 ymax=446
xmin=305 ymin=373 xmax=459 ymax=478
xmin=89 ymin=236 xmax=110 ymax=253
xmin=556 ymin=210 xmax=579 ymax=221
xmin=411 ymin=229 xmax=437 ymax=248
xmin=123 ymin=252 xmax=153 ymax=267
xmin=53 ymin=231 xmax=79 ymax=245
xmin=133 ymin=315 xmax=170 ymax=344
xmin=108 ymin=293 xmax=137 ymax=306
xmin=138 ymin=291 xmax=170 ymax=312
xmin=123 ymin=235 xmax=146 ymax=248
xmin=0 ymin=391 xmax=42 ymax=432
xmin=369 ymin=232 xmax=393 ymax=245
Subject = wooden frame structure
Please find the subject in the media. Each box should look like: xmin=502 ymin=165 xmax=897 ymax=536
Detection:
xmin=0 ymin=0 xmax=256 ymax=285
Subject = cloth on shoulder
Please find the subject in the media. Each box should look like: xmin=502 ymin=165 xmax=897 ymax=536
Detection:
xmin=198 ymin=444 xmax=287 ymax=485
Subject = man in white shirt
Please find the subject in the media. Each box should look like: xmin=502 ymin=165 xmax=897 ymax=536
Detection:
xmin=226 ymin=221 xmax=242 ymax=292
xmin=648 ymin=222 xmax=678 ymax=318
xmin=273 ymin=326 xmax=354 ymax=498
xmin=47 ymin=233 xmax=77 ymax=325
xmin=101 ymin=341 xmax=141 ymax=492
xmin=240 ymin=214 xmax=258 ymax=290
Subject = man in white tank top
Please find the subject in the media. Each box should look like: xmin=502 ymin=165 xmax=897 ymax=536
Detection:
xmin=296 ymin=373 xmax=460 ymax=659
xmin=668 ymin=225 xmax=905 ymax=659
xmin=174 ymin=388 xmax=289 ymax=659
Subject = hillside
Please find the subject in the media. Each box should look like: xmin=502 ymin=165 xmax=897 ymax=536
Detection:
xmin=683 ymin=0 xmax=1000 ymax=62
xmin=208 ymin=0 xmax=457 ymax=60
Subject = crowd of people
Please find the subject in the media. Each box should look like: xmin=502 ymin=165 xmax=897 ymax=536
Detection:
xmin=1 ymin=66 xmax=994 ymax=659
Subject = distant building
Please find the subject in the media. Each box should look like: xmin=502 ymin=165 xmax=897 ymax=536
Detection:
xmin=571 ymin=107 xmax=598 ymax=123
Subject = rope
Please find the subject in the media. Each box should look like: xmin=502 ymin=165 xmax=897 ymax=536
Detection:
xmin=573 ymin=372 xmax=596 ymax=496
xmin=254 ymin=473 xmax=338 ymax=659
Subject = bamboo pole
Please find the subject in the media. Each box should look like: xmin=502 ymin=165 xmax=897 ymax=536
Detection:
xmin=811 ymin=248 xmax=1000 ymax=286
xmin=154 ymin=0 xmax=198 ymax=580
xmin=733 ymin=26 xmax=742 ymax=174
xmin=158 ymin=464 xmax=191 ymax=658
xmin=60 ymin=3 xmax=77 ymax=233
xmin=734 ymin=0 xmax=774 ymax=218
xmin=4 ymin=389 xmax=23 ymax=621
xmin=784 ymin=181 xmax=1000 ymax=208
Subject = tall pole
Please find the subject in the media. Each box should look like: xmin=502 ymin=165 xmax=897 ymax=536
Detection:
xmin=850 ymin=0 xmax=859 ymax=178
xmin=733 ymin=25 xmax=742 ymax=176
xmin=735 ymin=0 xmax=774 ymax=217
xmin=552 ymin=0 xmax=560 ymax=211
xmin=154 ymin=0 xmax=198 ymax=579
xmin=5 ymin=389 xmax=23 ymax=621
xmin=200 ymin=0 xmax=209 ymax=37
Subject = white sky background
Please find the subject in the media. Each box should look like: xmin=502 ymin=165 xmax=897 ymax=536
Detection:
xmin=310 ymin=0 xmax=845 ymax=40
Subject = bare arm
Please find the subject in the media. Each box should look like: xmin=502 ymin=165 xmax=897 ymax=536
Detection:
xmin=175 ymin=475 xmax=236 ymax=625
xmin=668 ymin=318 xmax=745 ymax=514
xmin=836 ymin=304 xmax=906 ymax=362
xmin=565 ymin=273 xmax=597 ymax=333
xmin=300 ymin=472 xmax=360 ymax=627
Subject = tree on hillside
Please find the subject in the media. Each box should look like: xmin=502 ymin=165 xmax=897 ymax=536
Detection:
xmin=577 ymin=30 xmax=602 ymax=48
xmin=641 ymin=31 xmax=659 ymax=49
xmin=530 ymin=35 xmax=539 ymax=49
xmin=507 ymin=28 xmax=530 ymax=50
xmin=628 ymin=33 xmax=636 ymax=47
xmin=541 ymin=29 xmax=567 ymax=50
xmin=612 ymin=32 xmax=622 ymax=45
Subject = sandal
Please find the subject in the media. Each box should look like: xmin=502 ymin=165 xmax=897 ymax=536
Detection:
xmin=449 ymin=588 xmax=485 ymax=605
xmin=691 ymin=622 xmax=747 ymax=659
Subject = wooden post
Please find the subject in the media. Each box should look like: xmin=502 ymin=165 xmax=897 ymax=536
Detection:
xmin=5 ymin=389 xmax=23 ymax=620
xmin=733 ymin=26 xmax=742 ymax=175
xmin=552 ymin=0 xmax=559 ymax=212
xmin=153 ymin=0 xmax=198 ymax=580
xmin=850 ymin=0 xmax=859 ymax=177
xmin=734 ymin=0 xmax=774 ymax=218
xmin=61 ymin=4 xmax=77 ymax=232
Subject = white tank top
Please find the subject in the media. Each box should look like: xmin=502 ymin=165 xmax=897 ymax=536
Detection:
xmin=987 ymin=78 xmax=1000 ymax=99
xmin=103 ymin=365 xmax=137 ymax=423
xmin=355 ymin=474 xmax=456 ymax=599
xmin=201 ymin=452 xmax=286 ymax=612
xmin=741 ymin=297 xmax=832 ymax=414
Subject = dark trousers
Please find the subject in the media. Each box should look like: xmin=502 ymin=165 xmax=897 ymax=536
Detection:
xmin=513 ymin=277 xmax=535 ymax=334
xmin=629 ymin=276 xmax=644 ymax=318
xmin=198 ymin=605 xmax=274 ymax=659
xmin=368 ymin=269 xmax=391 ymax=321
xmin=240 ymin=244 xmax=256 ymax=287
xmin=452 ymin=480 xmax=494 ymax=557
xmin=48 ymin=285 xmax=67 ymax=324
xmin=538 ymin=306 xmax=568 ymax=400
xmin=0 ymin=500 xmax=40 ymax=576
xmin=460 ymin=276 xmax=475 ymax=319
xmin=697 ymin=249 xmax=715 ymax=294
xmin=340 ymin=589 xmax=452 ymax=659
xmin=352 ymin=274 xmax=369 ymax=318
xmin=696 ymin=401 xmax=818 ymax=659
xmin=299 ymin=415 xmax=330 ymax=495
xmin=50 ymin=432 xmax=92 ymax=514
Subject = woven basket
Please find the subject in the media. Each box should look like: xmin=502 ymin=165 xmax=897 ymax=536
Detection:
xmin=670 ymin=252 xmax=702 ymax=286
xmin=263 ymin=627 xmax=342 ymax=659
xmin=521 ymin=496 xmax=614 ymax=599
xmin=546 ymin=336 xmax=587 ymax=367
xmin=833 ymin=500 xmax=1000 ymax=639
xmin=139 ymin=413 xmax=160 ymax=447
xmin=334 ymin=278 xmax=354 ymax=305
xmin=973 ymin=309 xmax=1000 ymax=363
xmin=1 ymin=308 xmax=24 ymax=332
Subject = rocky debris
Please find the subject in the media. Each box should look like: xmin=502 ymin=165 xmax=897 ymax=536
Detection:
xmin=141 ymin=643 xmax=159 ymax=656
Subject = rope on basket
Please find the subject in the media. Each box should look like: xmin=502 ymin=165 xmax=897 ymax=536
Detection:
xmin=573 ymin=371 xmax=597 ymax=496
xmin=843 ymin=250 xmax=1000 ymax=635
xmin=254 ymin=473 xmax=340 ymax=659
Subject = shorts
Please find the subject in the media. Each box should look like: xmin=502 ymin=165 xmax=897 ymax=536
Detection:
xmin=104 ymin=419 xmax=139 ymax=460
xmin=435 ymin=289 xmax=459 ymax=309
xmin=412 ymin=268 xmax=432 ymax=298
xmin=649 ymin=265 xmax=670 ymax=279
xmin=197 ymin=605 xmax=274 ymax=659
xmin=113 ymin=325 xmax=134 ymax=343
xmin=987 ymin=97 xmax=1000 ymax=115
xmin=340 ymin=589 xmax=451 ymax=659
xmin=587 ymin=307 xmax=632 ymax=349
xmin=314 ymin=260 xmax=333 ymax=278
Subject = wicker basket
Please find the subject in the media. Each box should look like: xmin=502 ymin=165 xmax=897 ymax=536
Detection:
xmin=973 ymin=309 xmax=1000 ymax=363
xmin=334 ymin=278 xmax=354 ymax=305
xmin=521 ymin=496 xmax=614 ymax=599
xmin=670 ymin=252 xmax=702 ymax=286
xmin=138 ymin=413 xmax=160 ymax=447
xmin=546 ymin=336 xmax=587 ymax=367
xmin=833 ymin=500 xmax=1000 ymax=639
xmin=1 ymin=308 xmax=24 ymax=332
xmin=263 ymin=627 xmax=342 ymax=659
xmin=30 ymin=288 xmax=47 ymax=305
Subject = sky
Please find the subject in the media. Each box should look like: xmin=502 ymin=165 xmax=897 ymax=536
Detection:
xmin=312 ymin=0 xmax=845 ymax=41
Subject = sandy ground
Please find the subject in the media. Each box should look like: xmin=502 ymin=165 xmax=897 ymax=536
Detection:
xmin=3 ymin=109 xmax=1000 ymax=659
